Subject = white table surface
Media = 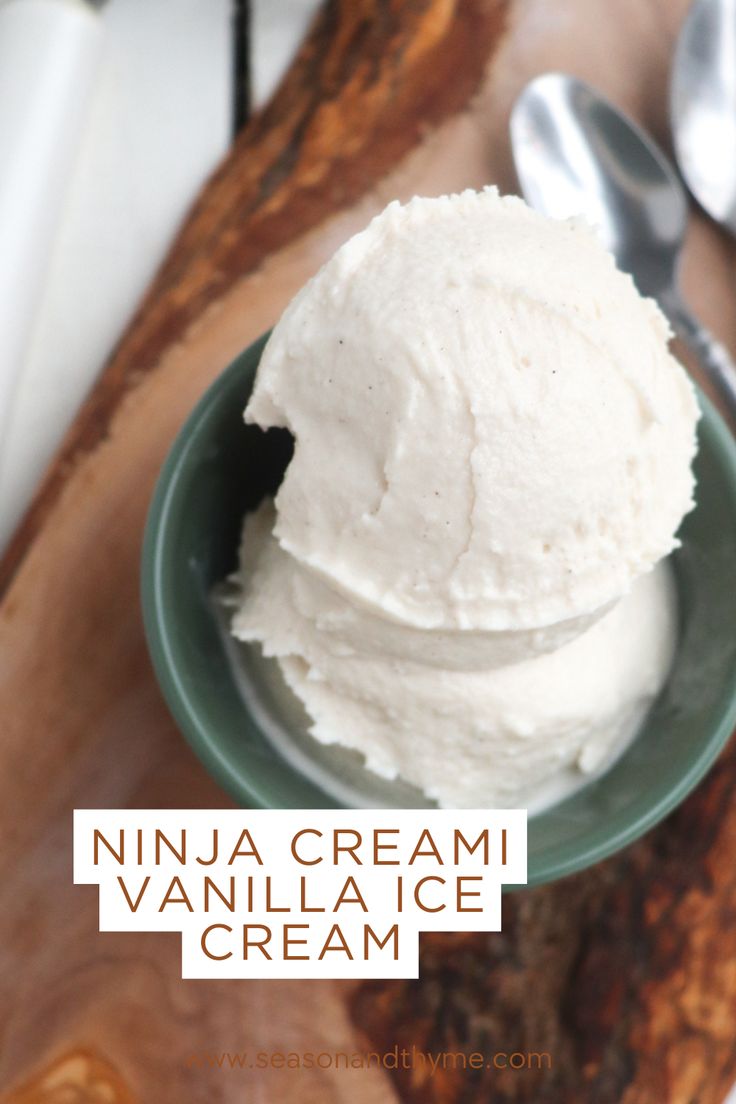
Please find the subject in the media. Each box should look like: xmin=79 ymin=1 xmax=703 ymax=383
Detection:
xmin=0 ymin=0 xmax=231 ymax=549
xmin=0 ymin=0 xmax=319 ymax=552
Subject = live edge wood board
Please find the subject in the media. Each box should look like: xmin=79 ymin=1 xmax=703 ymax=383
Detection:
xmin=2 ymin=2 xmax=736 ymax=1103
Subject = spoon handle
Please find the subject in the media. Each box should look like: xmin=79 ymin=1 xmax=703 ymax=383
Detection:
xmin=663 ymin=294 xmax=736 ymax=428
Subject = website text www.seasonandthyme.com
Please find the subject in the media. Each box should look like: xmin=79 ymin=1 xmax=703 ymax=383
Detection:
xmin=184 ymin=1046 xmax=552 ymax=1074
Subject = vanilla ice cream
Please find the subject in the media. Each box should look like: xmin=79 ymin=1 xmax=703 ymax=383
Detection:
xmin=233 ymin=501 xmax=678 ymax=808
xmin=231 ymin=188 xmax=699 ymax=809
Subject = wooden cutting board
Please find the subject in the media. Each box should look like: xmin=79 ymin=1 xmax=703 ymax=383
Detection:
xmin=3 ymin=2 xmax=736 ymax=1102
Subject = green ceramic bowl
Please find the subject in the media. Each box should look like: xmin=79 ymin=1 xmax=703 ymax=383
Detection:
xmin=142 ymin=335 xmax=736 ymax=887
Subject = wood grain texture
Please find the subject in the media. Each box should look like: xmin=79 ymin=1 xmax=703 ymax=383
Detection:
xmin=353 ymin=743 xmax=736 ymax=1103
xmin=2 ymin=1 xmax=736 ymax=1102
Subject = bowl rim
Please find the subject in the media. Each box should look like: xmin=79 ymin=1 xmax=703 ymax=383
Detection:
xmin=141 ymin=338 xmax=736 ymax=887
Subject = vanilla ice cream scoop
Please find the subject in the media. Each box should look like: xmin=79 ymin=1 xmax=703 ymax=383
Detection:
xmin=234 ymin=188 xmax=699 ymax=810
xmin=247 ymin=188 xmax=698 ymax=636
xmin=233 ymin=502 xmax=678 ymax=810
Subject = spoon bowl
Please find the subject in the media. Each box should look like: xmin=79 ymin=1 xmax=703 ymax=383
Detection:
xmin=672 ymin=0 xmax=736 ymax=234
xmin=511 ymin=71 xmax=736 ymax=425
xmin=511 ymin=73 xmax=687 ymax=301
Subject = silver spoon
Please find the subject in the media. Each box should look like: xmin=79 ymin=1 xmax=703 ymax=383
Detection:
xmin=510 ymin=72 xmax=736 ymax=424
xmin=672 ymin=0 xmax=736 ymax=236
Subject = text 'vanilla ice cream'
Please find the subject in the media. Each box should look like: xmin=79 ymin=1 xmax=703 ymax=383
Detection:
xmin=231 ymin=188 xmax=699 ymax=809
